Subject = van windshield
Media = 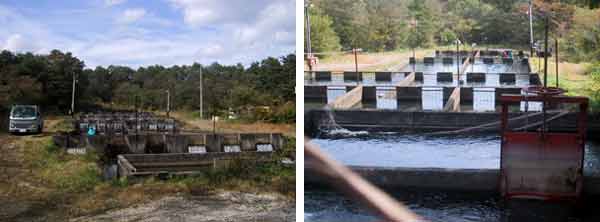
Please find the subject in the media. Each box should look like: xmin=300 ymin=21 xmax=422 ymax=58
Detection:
xmin=11 ymin=106 xmax=37 ymax=118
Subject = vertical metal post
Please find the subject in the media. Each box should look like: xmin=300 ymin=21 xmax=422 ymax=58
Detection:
xmin=412 ymin=19 xmax=417 ymax=72
xmin=71 ymin=70 xmax=76 ymax=116
xmin=544 ymin=17 xmax=549 ymax=88
xmin=135 ymin=95 xmax=138 ymax=151
xmin=529 ymin=0 xmax=534 ymax=57
xmin=543 ymin=17 xmax=549 ymax=133
xmin=199 ymin=68 xmax=203 ymax=119
xmin=456 ymin=40 xmax=460 ymax=86
xmin=305 ymin=2 xmax=313 ymax=73
xmin=166 ymin=89 xmax=170 ymax=118
xmin=555 ymin=38 xmax=559 ymax=87
xmin=354 ymin=48 xmax=359 ymax=85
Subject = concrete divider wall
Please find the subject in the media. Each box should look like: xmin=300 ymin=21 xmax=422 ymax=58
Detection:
xmin=437 ymin=72 xmax=453 ymax=83
xmin=64 ymin=133 xmax=284 ymax=155
xmin=362 ymin=86 xmax=376 ymax=103
xmin=500 ymin=73 xmax=516 ymax=85
xmin=375 ymin=72 xmax=392 ymax=82
xmin=305 ymin=166 xmax=600 ymax=195
xmin=315 ymin=71 xmax=331 ymax=81
xmin=467 ymin=73 xmax=486 ymax=83
xmin=343 ymin=72 xmax=362 ymax=82
xmin=461 ymin=87 xmax=474 ymax=102
xmin=119 ymin=152 xmax=275 ymax=178
xmin=396 ymin=87 xmax=422 ymax=100
xmin=305 ymin=109 xmax=598 ymax=135
xmin=305 ymin=86 xmax=327 ymax=101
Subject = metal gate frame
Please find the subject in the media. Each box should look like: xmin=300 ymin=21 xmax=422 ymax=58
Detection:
xmin=500 ymin=93 xmax=588 ymax=201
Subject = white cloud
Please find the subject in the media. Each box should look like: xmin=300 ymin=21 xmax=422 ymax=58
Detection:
xmin=169 ymin=0 xmax=295 ymax=49
xmin=105 ymin=0 xmax=127 ymax=7
xmin=0 ymin=2 xmax=294 ymax=68
xmin=198 ymin=44 xmax=224 ymax=57
xmin=117 ymin=8 xmax=146 ymax=24
xmin=1 ymin=34 xmax=42 ymax=53
xmin=168 ymin=0 xmax=271 ymax=27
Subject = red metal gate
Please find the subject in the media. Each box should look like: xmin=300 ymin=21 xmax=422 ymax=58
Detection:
xmin=500 ymin=88 xmax=588 ymax=201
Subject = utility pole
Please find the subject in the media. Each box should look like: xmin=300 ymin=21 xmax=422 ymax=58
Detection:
xmin=165 ymin=89 xmax=170 ymax=118
xmin=529 ymin=0 xmax=534 ymax=57
xmin=353 ymin=48 xmax=360 ymax=85
xmin=411 ymin=18 xmax=418 ymax=72
xmin=199 ymin=68 xmax=203 ymax=119
xmin=456 ymin=39 xmax=461 ymax=86
xmin=70 ymin=70 xmax=76 ymax=116
xmin=305 ymin=1 xmax=314 ymax=76
xmin=555 ymin=38 xmax=559 ymax=87
xmin=544 ymin=17 xmax=549 ymax=88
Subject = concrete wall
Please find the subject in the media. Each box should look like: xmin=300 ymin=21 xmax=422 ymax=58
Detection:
xmin=305 ymin=165 xmax=600 ymax=195
xmin=305 ymin=109 xmax=600 ymax=136
xmin=59 ymin=132 xmax=285 ymax=155
xmin=305 ymin=86 xmax=327 ymax=102
xmin=119 ymin=152 xmax=274 ymax=178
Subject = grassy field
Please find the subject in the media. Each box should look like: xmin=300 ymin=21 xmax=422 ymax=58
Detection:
xmin=0 ymin=116 xmax=295 ymax=221
xmin=528 ymin=58 xmax=600 ymax=111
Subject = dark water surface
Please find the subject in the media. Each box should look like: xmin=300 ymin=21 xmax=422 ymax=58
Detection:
xmin=311 ymin=133 xmax=600 ymax=174
xmin=305 ymin=189 xmax=600 ymax=222
xmin=306 ymin=133 xmax=600 ymax=222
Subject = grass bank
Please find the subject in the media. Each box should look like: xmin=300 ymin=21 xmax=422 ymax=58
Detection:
xmin=2 ymin=117 xmax=295 ymax=220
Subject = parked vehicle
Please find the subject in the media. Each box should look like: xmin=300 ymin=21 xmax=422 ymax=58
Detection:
xmin=9 ymin=105 xmax=43 ymax=134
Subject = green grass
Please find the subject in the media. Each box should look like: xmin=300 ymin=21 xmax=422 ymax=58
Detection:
xmin=162 ymin=136 xmax=296 ymax=197
xmin=25 ymin=138 xmax=102 ymax=193
xmin=12 ymin=126 xmax=295 ymax=220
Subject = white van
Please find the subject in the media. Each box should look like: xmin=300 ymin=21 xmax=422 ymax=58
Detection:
xmin=9 ymin=105 xmax=43 ymax=134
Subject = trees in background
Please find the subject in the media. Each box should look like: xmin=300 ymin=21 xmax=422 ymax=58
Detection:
xmin=306 ymin=7 xmax=341 ymax=54
xmin=0 ymin=50 xmax=295 ymax=123
xmin=306 ymin=0 xmax=599 ymax=59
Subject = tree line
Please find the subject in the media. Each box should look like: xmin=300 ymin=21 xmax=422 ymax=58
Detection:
xmin=0 ymin=50 xmax=295 ymax=123
xmin=307 ymin=0 xmax=600 ymax=62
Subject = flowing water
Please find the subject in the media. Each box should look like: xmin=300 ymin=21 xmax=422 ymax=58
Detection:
xmin=311 ymin=133 xmax=600 ymax=172
xmin=306 ymin=133 xmax=600 ymax=222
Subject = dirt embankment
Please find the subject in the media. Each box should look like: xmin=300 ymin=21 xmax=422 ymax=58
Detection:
xmin=306 ymin=50 xmax=432 ymax=72
xmin=171 ymin=112 xmax=295 ymax=137
xmin=70 ymin=191 xmax=295 ymax=222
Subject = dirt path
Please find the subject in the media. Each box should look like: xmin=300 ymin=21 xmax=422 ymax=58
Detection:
xmin=307 ymin=50 xmax=432 ymax=72
xmin=70 ymin=191 xmax=295 ymax=222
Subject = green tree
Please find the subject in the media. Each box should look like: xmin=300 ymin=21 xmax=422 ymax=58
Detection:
xmin=307 ymin=7 xmax=341 ymax=53
xmin=406 ymin=0 xmax=437 ymax=48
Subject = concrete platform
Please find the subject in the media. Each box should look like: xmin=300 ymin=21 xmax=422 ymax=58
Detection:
xmin=305 ymin=165 xmax=600 ymax=195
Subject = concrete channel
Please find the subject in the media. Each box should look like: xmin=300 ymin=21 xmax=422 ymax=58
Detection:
xmin=53 ymin=112 xmax=285 ymax=178
xmin=305 ymin=49 xmax=542 ymax=112
xmin=305 ymin=165 xmax=600 ymax=195
xmin=304 ymin=49 xmax=600 ymax=200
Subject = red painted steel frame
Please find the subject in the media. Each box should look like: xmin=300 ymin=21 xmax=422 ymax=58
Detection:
xmin=499 ymin=94 xmax=588 ymax=201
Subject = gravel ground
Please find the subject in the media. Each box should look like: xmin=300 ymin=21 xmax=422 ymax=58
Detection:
xmin=70 ymin=191 xmax=295 ymax=222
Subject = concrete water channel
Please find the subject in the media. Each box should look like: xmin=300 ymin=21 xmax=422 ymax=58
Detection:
xmin=304 ymin=49 xmax=600 ymax=221
xmin=305 ymin=49 xmax=541 ymax=112
xmin=54 ymin=112 xmax=285 ymax=179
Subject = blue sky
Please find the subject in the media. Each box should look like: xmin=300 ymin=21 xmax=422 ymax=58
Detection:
xmin=0 ymin=0 xmax=295 ymax=68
